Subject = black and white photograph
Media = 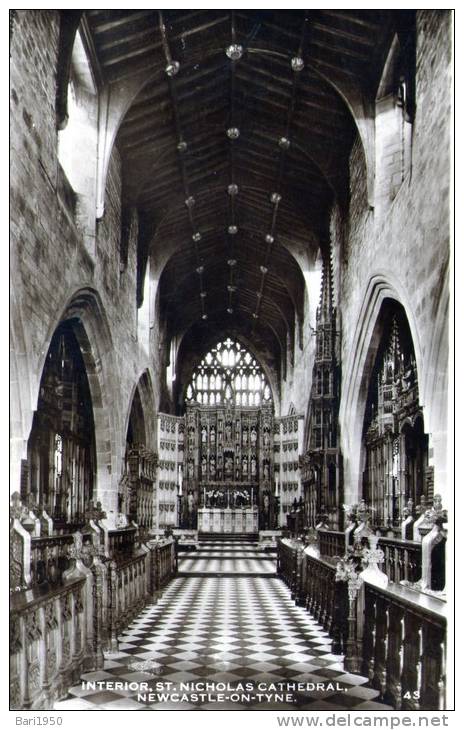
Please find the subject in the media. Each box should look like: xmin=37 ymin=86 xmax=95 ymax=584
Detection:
xmin=9 ymin=6 xmax=453 ymax=721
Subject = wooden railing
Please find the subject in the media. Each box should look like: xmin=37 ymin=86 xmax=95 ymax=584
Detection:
xmin=318 ymin=530 xmax=345 ymax=558
xmin=10 ymin=520 xmax=178 ymax=709
xmin=303 ymin=552 xmax=349 ymax=655
xmin=361 ymin=582 xmax=446 ymax=710
xmin=30 ymin=535 xmax=74 ymax=588
xmin=154 ymin=539 xmax=177 ymax=590
xmin=108 ymin=526 xmax=137 ymax=559
xmin=378 ymin=536 xmax=422 ymax=583
xmin=108 ymin=553 xmax=148 ymax=649
xmin=10 ymin=576 xmax=86 ymax=710
xmin=276 ymin=537 xmax=298 ymax=597
xmin=317 ymin=530 xmax=422 ymax=584
xmin=276 ymin=537 xmax=447 ymax=710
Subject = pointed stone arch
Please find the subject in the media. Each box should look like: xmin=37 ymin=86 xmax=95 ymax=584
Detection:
xmin=123 ymin=370 xmax=157 ymax=455
xmin=36 ymin=288 xmax=121 ymax=517
xmin=339 ymin=274 xmax=423 ymax=506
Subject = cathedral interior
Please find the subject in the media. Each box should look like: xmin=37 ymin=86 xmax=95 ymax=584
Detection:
xmin=10 ymin=10 xmax=451 ymax=712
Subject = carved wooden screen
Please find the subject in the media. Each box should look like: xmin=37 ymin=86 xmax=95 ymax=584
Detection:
xmin=25 ymin=322 xmax=96 ymax=525
xmin=362 ymin=306 xmax=428 ymax=530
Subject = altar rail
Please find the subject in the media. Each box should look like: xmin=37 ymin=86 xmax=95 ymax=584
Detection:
xmin=317 ymin=530 xmax=422 ymax=583
xmin=276 ymin=538 xmax=447 ymax=710
xmin=10 ymin=523 xmax=177 ymax=709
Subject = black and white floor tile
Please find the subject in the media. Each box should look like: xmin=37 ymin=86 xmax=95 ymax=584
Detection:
xmin=178 ymin=540 xmax=276 ymax=575
xmin=55 ymin=541 xmax=392 ymax=711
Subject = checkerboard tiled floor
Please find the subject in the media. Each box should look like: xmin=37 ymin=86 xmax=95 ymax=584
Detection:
xmin=178 ymin=540 xmax=276 ymax=575
xmin=55 ymin=541 xmax=392 ymax=711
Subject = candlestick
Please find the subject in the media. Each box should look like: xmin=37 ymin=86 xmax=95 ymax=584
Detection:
xmin=178 ymin=464 xmax=183 ymax=495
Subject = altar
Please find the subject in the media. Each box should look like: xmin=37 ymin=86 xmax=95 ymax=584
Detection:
xmin=198 ymin=507 xmax=258 ymax=534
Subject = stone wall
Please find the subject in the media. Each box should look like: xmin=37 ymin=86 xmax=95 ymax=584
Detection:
xmin=10 ymin=11 xmax=159 ymax=516
xmin=337 ymin=10 xmax=451 ymax=503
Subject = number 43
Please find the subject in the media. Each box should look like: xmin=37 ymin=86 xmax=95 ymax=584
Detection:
xmin=403 ymin=691 xmax=420 ymax=699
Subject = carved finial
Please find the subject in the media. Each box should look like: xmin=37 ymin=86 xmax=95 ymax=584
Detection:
xmin=403 ymin=498 xmax=414 ymax=518
xmin=433 ymin=494 xmax=443 ymax=512
xmin=317 ymin=253 xmax=334 ymax=327
xmin=415 ymin=494 xmax=428 ymax=516
xmin=10 ymin=492 xmax=23 ymax=521
xmin=85 ymin=500 xmax=107 ymax=523
xmin=356 ymin=499 xmax=369 ymax=523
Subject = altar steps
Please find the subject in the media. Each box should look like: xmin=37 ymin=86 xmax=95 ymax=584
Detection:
xmin=177 ymin=538 xmax=277 ymax=577
xmin=198 ymin=532 xmax=259 ymax=542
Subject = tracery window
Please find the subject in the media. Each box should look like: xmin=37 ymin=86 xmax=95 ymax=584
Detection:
xmin=185 ymin=338 xmax=272 ymax=407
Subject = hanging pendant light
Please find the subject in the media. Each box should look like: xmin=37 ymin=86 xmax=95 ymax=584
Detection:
xmin=227 ymin=127 xmax=240 ymax=140
xmin=291 ymin=57 xmax=304 ymax=72
xmin=226 ymin=43 xmax=243 ymax=61
xmin=165 ymin=60 xmax=180 ymax=77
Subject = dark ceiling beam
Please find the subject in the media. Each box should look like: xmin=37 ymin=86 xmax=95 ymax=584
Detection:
xmin=167 ymin=297 xmax=287 ymax=348
xmin=168 ymin=13 xmax=229 ymax=40
xmin=124 ymin=126 xmax=227 ymax=158
xmin=238 ymin=74 xmax=347 ymax=121
xmin=90 ymin=10 xmax=154 ymax=35
xmin=310 ymin=20 xmax=376 ymax=48
xmin=160 ymin=232 xmax=305 ymax=317
xmin=100 ymin=41 xmax=157 ymax=67
xmin=321 ymin=10 xmax=381 ymax=31
xmin=309 ymin=36 xmax=371 ymax=63
xmin=150 ymin=186 xmax=320 ymax=242
xmin=119 ymin=115 xmax=174 ymax=143
xmin=98 ymin=25 xmax=154 ymax=52
xmin=308 ymin=55 xmax=361 ymax=79
xmin=160 ymin=259 xmax=298 ymax=316
xmin=150 ymin=184 xmax=321 ymax=241
xmin=136 ymin=162 xmax=230 ymax=203
xmin=161 ymin=280 xmax=294 ymax=338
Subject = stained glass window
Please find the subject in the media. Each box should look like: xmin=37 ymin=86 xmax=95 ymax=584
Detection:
xmin=186 ymin=338 xmax=272 ymax=406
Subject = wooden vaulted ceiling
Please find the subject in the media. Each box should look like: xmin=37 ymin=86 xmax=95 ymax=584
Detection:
xmin=84 ymin=9 xmax=395 ymax=381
